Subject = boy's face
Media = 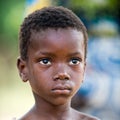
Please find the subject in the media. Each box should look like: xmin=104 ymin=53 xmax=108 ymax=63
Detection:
xmin=18 ymin=28 xmax=86 ymax=106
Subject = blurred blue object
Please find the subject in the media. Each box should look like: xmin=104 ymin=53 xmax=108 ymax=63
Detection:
xmin=88 ymin=37 xmax=120 ymax=78
xmin=76 ymin=37 xmax=120 ymax=120
xmin=26 ymin=0 xmax=37 ymax=5
xmin=25 ymin=0 xmax=51 ymax=16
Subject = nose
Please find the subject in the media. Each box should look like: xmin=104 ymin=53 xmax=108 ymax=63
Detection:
xmin=53 ymin=64 xmax=70 ymax=81
xmin=53 ymin=72 xmax=70 ymax=81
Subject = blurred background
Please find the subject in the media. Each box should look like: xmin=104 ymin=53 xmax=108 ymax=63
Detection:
xmin=0 ymin=0 xmax=119 ymax=120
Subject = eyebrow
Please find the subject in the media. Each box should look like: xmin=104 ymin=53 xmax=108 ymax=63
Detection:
xmin=39 ymin=52 xmax=56 ymax=57
xmin=67 ymin=52 xmax=83 ymax=57
xmin=37 ymin=51 xmax=83 ymax=59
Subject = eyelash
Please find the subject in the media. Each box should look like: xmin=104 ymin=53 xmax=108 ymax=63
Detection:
xmin=39 ymin=57 xmax=82 ymax=66
xmin=39 ymin=58 xmax=51 ymax=65
xmin=69 ymin=58 xmax=82 ymax=65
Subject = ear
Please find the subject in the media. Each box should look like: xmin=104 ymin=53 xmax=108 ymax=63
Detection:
xmin=84 ymin=61 xmax=86 ymax=70
xmin=82 ymin=61 xmax=87 ymax=83
xmin=17 ymin=57 xmax=29 ymax=82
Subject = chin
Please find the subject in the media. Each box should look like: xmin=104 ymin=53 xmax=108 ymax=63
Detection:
xmin=49 ymin=96 xmax=71 ymax=106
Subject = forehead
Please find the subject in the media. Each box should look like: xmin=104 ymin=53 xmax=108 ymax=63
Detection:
xmin=29 ymin=28 xmax=85 ymax=57
xmin=30 ymin=28 xmax=84 ymax=45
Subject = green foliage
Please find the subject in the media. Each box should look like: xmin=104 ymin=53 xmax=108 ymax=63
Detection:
xmin=0 ymin=0 xmax=25 ymax=49
xmin=68 ymin=0 xmax=119 ymax=20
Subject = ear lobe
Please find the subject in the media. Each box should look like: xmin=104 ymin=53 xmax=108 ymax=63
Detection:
xmin=82 ymin=61 xmax=86 ymax=83
xmin=84 ymin=61 xmax=86 ymax=71
xmin=84 ymin=61 xmax=86 ymax=67
xmin=17 ymin=57 xmax=28 ymax=82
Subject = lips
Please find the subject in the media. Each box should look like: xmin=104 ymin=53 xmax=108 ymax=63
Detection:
xmin=51 ymin=84 xmax=72 ymax=95
xmin=52 ymin=85 xmax=71 ymax=90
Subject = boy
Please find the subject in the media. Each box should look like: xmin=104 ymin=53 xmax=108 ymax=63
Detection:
xmin=17 ymin=6 xmax=100 ymax=120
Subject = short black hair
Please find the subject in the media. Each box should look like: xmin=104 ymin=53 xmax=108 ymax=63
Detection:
xmin=19 ymin=6 xmax=88 ymax=60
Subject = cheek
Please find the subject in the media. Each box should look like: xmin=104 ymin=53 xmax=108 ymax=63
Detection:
xmin=28 ymin=71 xmax=51 ymax=96
xmin=74 ymin=73 xmax=84 ymax=84
xmin=29 ymin=67 xmax=52 ymax=88
xmin=72 ymin=66 xmax=85 ymax=85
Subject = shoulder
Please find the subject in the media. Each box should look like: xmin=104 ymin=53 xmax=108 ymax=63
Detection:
xmin=71 ymin=108 xmax=100 ymax=120
xmin=80 ymin=113 xmax=100 ymax=120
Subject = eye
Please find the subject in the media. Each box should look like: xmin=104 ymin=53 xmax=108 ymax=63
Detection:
xmin=39 ymin=58 xmax=51 ymax=65
xmin=69 ymin=58 xmax=81 ymax=65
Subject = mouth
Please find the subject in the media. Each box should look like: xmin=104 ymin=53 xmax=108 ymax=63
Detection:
xmin=51 ymin=84 xmax=72 ymax=95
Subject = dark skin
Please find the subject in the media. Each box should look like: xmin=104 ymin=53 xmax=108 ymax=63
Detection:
xmin=17 ymin=28 xmax=99 ymax=120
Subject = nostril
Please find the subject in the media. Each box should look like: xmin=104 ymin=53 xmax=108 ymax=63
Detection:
xmin=64 ymin=77 xmax=69 ymax=80
xmin=53 ymin=72 xmax=70 ymax=81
